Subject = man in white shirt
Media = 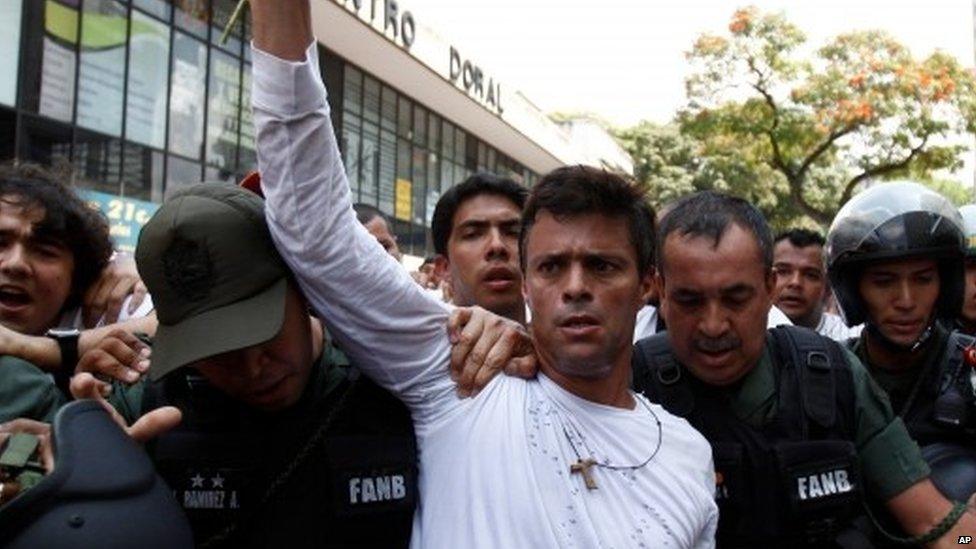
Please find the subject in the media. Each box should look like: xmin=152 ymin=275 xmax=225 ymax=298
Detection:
xmin=248 ymin=2 xmax=717 ymax=547
xmin=772 ymin=228 xmax=862 ymax=341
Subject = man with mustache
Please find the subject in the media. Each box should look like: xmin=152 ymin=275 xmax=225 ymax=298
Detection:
xmin=772 ymin=228 xmax=861 ymax=341
xmin=632 ymin=190 xmax=974 ymax=547
xmin=249 ymin=1 xmax=718 ymax=546
xmin=430 ymin=173 xmax=527 ymax=323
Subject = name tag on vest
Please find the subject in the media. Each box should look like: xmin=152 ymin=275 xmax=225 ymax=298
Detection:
xmin=174 ymin=467 xmax=246 ymax=512
xmin=334 ymin=465 xmax=416 ymax=516
xmin=795 ymin=468 xmax=854 ymax=501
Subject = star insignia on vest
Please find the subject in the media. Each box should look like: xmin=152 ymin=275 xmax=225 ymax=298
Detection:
xmin=190 ymin=473 xmax=204 ymax=488
xmin=163 ymin=237 xmax=214 ymax=301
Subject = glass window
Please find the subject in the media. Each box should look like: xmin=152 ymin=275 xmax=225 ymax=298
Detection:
xmin=166 ymin=155 xmax=202 ymax=193
xmin=454 ymin=163 xmax=467 ymax=186
xmin=476 ymin=142 xmax=486 ymax=171
xmin=38 ymin=0 xmax=79 ymax=122
xmin=411 ymin=146 xmax=427 ymax=226
xmin=175 ymin=0 xmax=208 ymax=39
xmin=380 ymin=85 xmax=396 ymax=132
xmin=363 ymin=76 xmax=380 ymax=124
xmin=426 ymin=152 xmax=439 ymax=225
xmin=343 ymin=65 xmax=362 ymax=116
xmin=121 ymin=144 xmax=164 ymax=202
xmin=0 ymin=107 xmax=15 ymax=160
xmin=0 ymin=1 xmax=23 ymax=107
xmin=134 ymin=0 xmax=171 ymax=21
xmin=126 ymin=10 xmax=170 ymax=149
xmin=395 ymin=138 xmax=411 ymax=222
xmin=18 ymin=115 xmax=72 ymax=165
xmin=441 ymin=120 xmax=453 ymax=160
xmin=74 ymin=130 xmax=123 ymax=195
xmin=169 ymin=32 xmax=207 ymax=159
xmin=204 ymin=164 xmax=238 ymax=184
xmin=464 ymin=134 xmax=477 ymax=170
xmin=428 ymin=113 xmax=440 ymax=152
xmin=206 ymin=49 xmax=242 ymax=169
xmin=361 ymin=120 xmax=379 ymax=205
xmin=440 ymin=159 xmax=453 ymax=190
xmin=211 ymin=0 xmax=244 ymax=55
xmin=378 ymin=129 xmax=397 ymax=217
xmin=341 ymin=114 xmax=361 ymax=200
xmin=77 ymin=0 xmax=129 ymax=141
xmin=454 ymin=128 xmax=466 ymax=163
xmin=397 ymin=96 xmax=411 ymax=139
xmin=412 ymin=105 xmax=426 ymax=146
xmin=239 ymin=65 xmax=256 ymax=171
xmin=486 ymin=147 xmax=497 ymax=173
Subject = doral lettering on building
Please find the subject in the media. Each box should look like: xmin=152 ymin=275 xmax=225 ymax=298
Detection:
xmin=449 ymin=47 xmax=504 ymax=116
xmin=334 ymin=0 xmax=416 ymax=50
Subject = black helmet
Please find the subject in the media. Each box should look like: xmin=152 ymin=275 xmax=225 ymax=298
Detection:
xmin=959 ymin=204 xmax=976 ymax=258
xmin=825 ymin=181 xmax=965 ymax=327
xmin=0 ymin=400 xmax=193 ymax=548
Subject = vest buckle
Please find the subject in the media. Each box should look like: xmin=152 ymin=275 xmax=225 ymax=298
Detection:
xmin=657 ymin=359 xmax=681 ymax=386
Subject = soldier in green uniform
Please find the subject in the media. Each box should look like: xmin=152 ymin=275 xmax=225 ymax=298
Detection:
xmin=632 ymin=190 xmax=974 ymax=547
xmin=826 ymin=182 xmax=976 ymax=504
xmin=72 ymin=182 xmax=528 ymax=548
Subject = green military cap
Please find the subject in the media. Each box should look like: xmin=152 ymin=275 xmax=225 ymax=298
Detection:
xmin=135 ymin=183 xmax=289 ymax=381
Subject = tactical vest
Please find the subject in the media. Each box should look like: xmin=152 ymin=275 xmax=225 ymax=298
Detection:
xmin=633 ymin=326 xmax=866 ymax=548
xmin=858 ymin=330 xmax=976 ymax=448
xmin=141 ymin=367 xmax=417 ymax=549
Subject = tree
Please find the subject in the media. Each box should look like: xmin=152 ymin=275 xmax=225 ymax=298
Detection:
xmin=613 ymin=122 xmax=710 ymax=208
xmin=680 ymin=6 xmax=976 ymax=225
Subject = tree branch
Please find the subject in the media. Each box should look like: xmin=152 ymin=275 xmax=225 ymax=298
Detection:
xmin=840 ymin=137 xmax=929 ymax=204
xmin=796 ymin=123 xmax=857 ymax=181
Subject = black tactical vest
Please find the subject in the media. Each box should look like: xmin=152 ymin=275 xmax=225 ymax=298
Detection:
xmin=141 ymin=366 xmax=417 ymax=549
xmin=633 ymin=326 xmax=866 ymax=548
xmin=853 ymin=329 xmax=976 ymax=448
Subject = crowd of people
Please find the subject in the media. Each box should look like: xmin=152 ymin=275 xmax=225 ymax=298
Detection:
xmin=0 ymin=1 xmax=975 ymax=547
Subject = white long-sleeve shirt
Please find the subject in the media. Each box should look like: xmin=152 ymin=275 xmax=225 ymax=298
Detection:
xmin=252 ymin=42 xmax=717 ymax=549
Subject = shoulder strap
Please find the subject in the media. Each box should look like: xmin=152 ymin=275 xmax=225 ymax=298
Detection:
xmin=769 ymin=326 xmax=850 ymax=434
xmin=939 ymin=331 xmax=976 ymax=394
xmin=632 ymin=333 xmax=693 ymax=417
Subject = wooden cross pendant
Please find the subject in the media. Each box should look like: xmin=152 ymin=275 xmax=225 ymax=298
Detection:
xmin=570 ymin=458 xmax=598 ymax=490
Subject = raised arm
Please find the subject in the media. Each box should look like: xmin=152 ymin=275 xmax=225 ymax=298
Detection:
xmin=249 ymin=1 xmax=453 ymax=407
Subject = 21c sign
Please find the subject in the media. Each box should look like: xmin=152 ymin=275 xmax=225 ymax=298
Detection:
xmin=80 ymin=190 xmax=160 ymax=253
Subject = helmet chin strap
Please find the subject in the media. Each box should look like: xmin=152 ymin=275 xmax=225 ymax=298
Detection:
xmin=865 ymin=322 xmax=935 ymax=354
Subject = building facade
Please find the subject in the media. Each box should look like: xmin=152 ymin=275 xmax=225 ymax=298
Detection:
xmin=0 ymin=0 xmax=631 ymax=257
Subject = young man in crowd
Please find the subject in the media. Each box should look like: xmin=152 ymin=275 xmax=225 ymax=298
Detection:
xmin=633 ymin=191 xmax=974 ymax=547
xmin=827 ymin=182 xmax=976 ymax=451
xmin=772 ymin=228 xmax=861 ymax=340
xmin=0 ymin=163 xmax=156 ymax=422
xmin=430 ymin=173 xmax=527 ymax=322
xmin=353 ymin=202 xmax=402 ymax=261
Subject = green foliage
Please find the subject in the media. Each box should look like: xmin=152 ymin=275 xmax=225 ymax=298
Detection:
xmin=623 ymin=5 xmax=976 ymax=228
xmin=921 ymin=178 xmax=973 ymax=206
